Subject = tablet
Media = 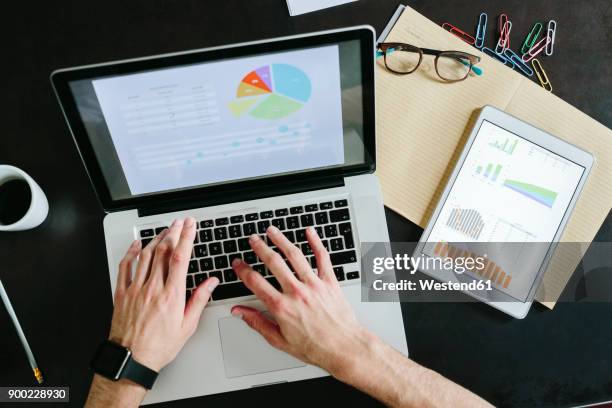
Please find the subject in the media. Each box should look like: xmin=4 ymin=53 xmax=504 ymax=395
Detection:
xmin=414 ymin=106 xmax=594 ymax=318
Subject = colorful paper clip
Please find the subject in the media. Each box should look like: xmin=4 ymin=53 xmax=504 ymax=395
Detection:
xmin=521 ymin=22 xmax=543 ymax=54
xmin=482 ymin=46 xmax=512 ymax=67
xmin=504 ymin=48 xmax=534 ymax=77
xmin=474 ymin=12 xmax=487 ymax=49
xmin=495 ymin=20 xmax=512 ymax=54
xmin=532 ymin=59 xmax=552 ymax=91
xmin=442 ymin=22 xmax=476 ymax=45
xmin=545 ymin=20 xmax=557 ymax=56
xmin=522 ymin=36 xmax=551 ymax=62
xmin=502 ymin=49 xmax=517 ymax=69
xmin=498 ymin=14 xmax=511 ymax=48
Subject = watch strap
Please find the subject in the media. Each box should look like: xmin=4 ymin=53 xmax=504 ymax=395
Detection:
xmin=121 ymin=358 xmax=158 ymax=390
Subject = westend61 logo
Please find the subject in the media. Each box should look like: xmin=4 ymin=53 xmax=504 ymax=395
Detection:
xmin=371 ymin=253 xmax=487 ymax=275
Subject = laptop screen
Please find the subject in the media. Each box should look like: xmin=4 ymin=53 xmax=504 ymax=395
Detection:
xmin=65 ymin=39 xmax=367 ymax=201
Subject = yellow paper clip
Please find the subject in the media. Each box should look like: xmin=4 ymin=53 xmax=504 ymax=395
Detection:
xmin=531 ymin=59 xmax=552 ymax=92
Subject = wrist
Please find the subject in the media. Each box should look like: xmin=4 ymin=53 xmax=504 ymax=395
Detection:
xmin=86 ymin=374 xmax=147 ymax=407
xmin=327 ymin=327 xmax=382 ymax=382
xmin=109 ymin=335 xmax=163 ymax=372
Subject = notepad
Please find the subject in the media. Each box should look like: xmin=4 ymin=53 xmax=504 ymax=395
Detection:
xmin=376 ymin=6 xmax=612 ymax=307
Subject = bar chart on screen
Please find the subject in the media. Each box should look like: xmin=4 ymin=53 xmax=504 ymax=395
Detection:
xmin=475 ymin=162 xmax=503 ymax=182
xmin=432 ymin=242 xmax=513 ymax=289
xmin=489 ymin=136 xmax=518 ymax=155
xmin=445 ymin=208 xmax=486 ymax=240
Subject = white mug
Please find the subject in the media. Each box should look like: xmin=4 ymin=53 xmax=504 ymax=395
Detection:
xmin=0 ymin=165 xmax=49 ymax=231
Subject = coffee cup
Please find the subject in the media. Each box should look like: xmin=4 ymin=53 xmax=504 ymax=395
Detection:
xmin=0 ymin=165 xmax=49 ymax=231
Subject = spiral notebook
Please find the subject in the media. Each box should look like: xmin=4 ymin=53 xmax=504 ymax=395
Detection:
xmin=376 ymin=6 xmax=612 ymax=307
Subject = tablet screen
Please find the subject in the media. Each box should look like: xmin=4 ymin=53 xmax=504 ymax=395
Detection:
xmin=422 ymin=120 xmax=585 ymax=301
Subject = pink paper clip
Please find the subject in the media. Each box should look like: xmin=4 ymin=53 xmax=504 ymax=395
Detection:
xmin=442 ymin=22 xmax=476 ymax=45
xmin=495 ymin=20 xmax=512 ymax=54
xmin=522 ymin=36 xmax=551 ymax=62
xmin=498 ymin=13 xmax=511 ymax=48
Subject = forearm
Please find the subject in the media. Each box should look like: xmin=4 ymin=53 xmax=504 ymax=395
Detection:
xmin=85 ymin=375 xmax=147 ymax=408
xmin=331 ymin=330 xmax=492 ymax=408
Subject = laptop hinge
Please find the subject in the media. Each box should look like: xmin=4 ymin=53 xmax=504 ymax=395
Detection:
xmin=137 ymin=176 xmax=345 ymax=218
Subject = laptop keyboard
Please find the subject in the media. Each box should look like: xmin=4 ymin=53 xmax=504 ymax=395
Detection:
xmin=139 ymin=198 xmax=359 ymax=302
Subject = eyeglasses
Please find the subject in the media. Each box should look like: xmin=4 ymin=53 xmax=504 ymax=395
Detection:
xmin=377 ymin=42 xmax=482 ymax=82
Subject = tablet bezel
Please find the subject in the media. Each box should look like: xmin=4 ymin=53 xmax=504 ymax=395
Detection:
xmin=414 ymin=105 xmax=594 ymax=319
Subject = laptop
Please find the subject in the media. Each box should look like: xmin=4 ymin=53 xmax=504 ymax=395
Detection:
xmin=51 ymin=26 xmax=407 ymax=404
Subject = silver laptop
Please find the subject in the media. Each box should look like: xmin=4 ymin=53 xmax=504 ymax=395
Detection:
xmin=51 ymin=26 xmax=407 ymax=404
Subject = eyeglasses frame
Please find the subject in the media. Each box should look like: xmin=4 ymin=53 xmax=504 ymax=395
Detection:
xmin=377 ymin=42 xmax=481 ymax=82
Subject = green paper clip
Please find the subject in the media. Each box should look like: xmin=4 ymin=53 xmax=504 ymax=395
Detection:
xmin=521 ymin=22 xmax=543 ymax=54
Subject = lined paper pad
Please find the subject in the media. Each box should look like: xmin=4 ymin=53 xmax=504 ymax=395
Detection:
xmin=376 ymin=6 xmax=612 ymax=307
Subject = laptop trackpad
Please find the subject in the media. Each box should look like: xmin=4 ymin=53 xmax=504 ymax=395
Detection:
xmin=218 ymin=315 xmax=305 ymax=378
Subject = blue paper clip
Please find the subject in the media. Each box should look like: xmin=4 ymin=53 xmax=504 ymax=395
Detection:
xmin=504 ymin=48 xmax=534 ymax=77
xmin=502 ymin=49 xmax=516 ymax=69
xmin=474 ymin=12 xmax=487 ymax=49
xmin=482 ymin=47 xmax=511 ymax=66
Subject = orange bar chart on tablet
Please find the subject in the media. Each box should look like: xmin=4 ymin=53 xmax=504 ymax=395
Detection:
xmin=432 ymin=242 xmax=512 ymax=288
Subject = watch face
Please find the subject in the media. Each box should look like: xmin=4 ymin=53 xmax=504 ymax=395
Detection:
xmin=91 ymin=341 xmax=130 ymax=380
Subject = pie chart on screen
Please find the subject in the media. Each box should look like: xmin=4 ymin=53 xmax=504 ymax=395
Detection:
xmin=228 ymin=64 xmax=312 ymax=120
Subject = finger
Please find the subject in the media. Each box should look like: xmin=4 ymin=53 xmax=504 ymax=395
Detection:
xmin=233 ymin=258 xmax=282 ymax=306
xmin=116 ymin=240 xmax=141 ymax=297
xmin=231 ymin=306 xmax=287 ymax=350
xmin=183 ymin=277 xmax=219 ymax=333
xmin=133 ymin=229 xmax=169 ymax=288
xmin=266 ymin=226 xmax=315 ymax=284
xmin=147 ymin=219 xmax=184 ymax=290
xmin=306 ymin=227 xmax=335 ymax=283
xmin=166 ymin=217 xmax=197 ymax=294
xmin=248 ymin=234 xmax=299 ymax=292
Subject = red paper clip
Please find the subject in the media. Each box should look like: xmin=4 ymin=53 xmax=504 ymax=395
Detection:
xmin=498 ymin=13 xmax=510 ymax=48
xmin=442 ymin=22 xmax=476 ymax=45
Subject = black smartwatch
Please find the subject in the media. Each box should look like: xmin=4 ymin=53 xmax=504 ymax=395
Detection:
xmin=90 ymin=340 xmax=158 ymax=390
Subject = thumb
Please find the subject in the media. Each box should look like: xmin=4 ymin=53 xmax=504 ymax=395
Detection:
xmin=231 ymin=306 xmax=287 ymax=350
xmin=183 ymin=277 xmax=219 ymax=334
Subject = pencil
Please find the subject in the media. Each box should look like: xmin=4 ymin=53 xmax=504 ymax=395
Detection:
xmin=0 ymin=279 xmax=44 ymax=384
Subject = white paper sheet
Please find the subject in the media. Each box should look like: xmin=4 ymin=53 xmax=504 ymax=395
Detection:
xmin=287 ymin=0 xmax=357 ymax=16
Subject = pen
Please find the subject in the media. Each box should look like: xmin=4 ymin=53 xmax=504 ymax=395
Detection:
xmin=0 ymin=279 xmax=44 ymax=384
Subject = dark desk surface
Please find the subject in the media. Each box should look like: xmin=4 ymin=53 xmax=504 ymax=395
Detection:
xmin=1 ymin=1 xmax=611 ymax=407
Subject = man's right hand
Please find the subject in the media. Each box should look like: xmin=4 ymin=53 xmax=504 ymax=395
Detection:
xmin=231 ymin=226 xmax=493 ymax=408
xmin=230 ymin=226 xmax=376 ymax=378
